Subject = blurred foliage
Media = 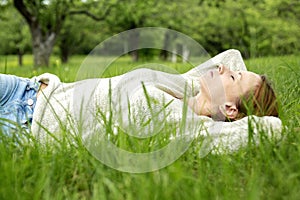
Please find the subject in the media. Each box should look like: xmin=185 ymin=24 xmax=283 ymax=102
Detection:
xmin=0 ymin=0 xmax=299 ymax=65
xmin=0 ymin=4 xmax=31 ymax=55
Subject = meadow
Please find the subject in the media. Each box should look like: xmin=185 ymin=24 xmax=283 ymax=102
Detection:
xmin=0 ymin=53 xmax=300 ymax=200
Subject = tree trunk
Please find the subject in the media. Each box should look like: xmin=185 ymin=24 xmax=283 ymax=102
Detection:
xmin=29 ymin=22 xmax=56 ymax=67
xmin=182 ymin=45 xmax=190 ymax=63
xmin=61 ymin=52 xmax=69 ymax=64
xmin=17 ymin=49 xmax=23 ymax=67
xmin=160 ymin=31 xmax=171 ymax=61
xmin=171 ymin=47 xmax=177 ymax=63
xmin=128 ymin=30 xmax=140 ymax=62
xmin=60 ymin=38 xmax=69 ymax=64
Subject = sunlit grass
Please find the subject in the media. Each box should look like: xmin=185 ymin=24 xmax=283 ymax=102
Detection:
xmin=0 ymin=54 xmax=300 ymax=199
xmin=0 ymin=54 xmax=196 ymax=80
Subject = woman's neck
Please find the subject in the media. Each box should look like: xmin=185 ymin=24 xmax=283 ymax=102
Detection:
xmin=187 ymin=93 xmax=212 ymax=116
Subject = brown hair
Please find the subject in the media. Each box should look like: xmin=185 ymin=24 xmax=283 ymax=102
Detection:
xmin=235 ymin=75 xmax=278 ymax=120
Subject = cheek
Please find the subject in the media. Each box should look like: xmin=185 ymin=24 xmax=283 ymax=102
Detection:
xmin=224 ymin=85 xmax=241 ymax=102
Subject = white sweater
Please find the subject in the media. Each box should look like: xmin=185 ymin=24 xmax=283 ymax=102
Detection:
xmin=31 ymin=49 xmax=282 ymax=154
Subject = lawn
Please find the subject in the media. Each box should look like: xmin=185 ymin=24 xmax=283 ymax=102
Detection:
xmin=0 ymin=54 xmax=300 ymax=200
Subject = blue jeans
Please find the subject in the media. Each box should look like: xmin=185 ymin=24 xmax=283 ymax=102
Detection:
xmin=0 ymin=74 xmax=40 ymax=135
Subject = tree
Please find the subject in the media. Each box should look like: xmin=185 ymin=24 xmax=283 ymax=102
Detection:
xmin=105 ymin=0 xmax=153 ymax=61
xmin=192 ymin=0 xmax=300 ymax=57
xmin=13 ymin=0 xmax=118 ymax=67
xmin=57 ymin=16 xmax=84 ymax=63
xmin=104 ymin=0 xmax=199 ymax=62
xmin=0 ymin=4 xmax=31 ymax=66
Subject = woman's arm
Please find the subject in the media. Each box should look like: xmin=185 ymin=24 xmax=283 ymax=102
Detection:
xmin=182 ymin=49 xmax=247 ymax=93
xmin=184 ymin=49 xmax=247 ymax=77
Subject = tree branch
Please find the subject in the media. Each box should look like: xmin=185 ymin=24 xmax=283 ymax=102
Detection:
xmin=13 ymin=0 xmax=33 ymax=24
xmin=69 ymin=10 xmax=106 ymax=21
xmin=69 ymin=0 xmax=119 ymax=21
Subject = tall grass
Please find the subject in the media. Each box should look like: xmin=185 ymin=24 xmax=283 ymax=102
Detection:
xmin=0 ymin=54 xmax=300 ymax=200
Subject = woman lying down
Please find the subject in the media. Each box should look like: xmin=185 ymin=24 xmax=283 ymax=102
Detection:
xmin=0 ymin=49 xmax=282 ymax=153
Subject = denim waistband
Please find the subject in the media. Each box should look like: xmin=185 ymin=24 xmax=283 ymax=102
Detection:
xmin=0 ymin=74 xmax=40 ymax=135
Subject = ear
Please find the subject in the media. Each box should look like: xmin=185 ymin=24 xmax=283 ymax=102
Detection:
xmin=219 ymin=102 xmax=239 ymax=120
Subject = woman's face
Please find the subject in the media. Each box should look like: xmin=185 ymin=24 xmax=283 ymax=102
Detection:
xmin=200 ymin=65 xmax=261 ymax=105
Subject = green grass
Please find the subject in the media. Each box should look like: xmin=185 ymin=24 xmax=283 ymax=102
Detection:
xmin=0 ymin=54 xmax=300 ymax=200
xmin=0 ymin=54 xmax=194 ymax=81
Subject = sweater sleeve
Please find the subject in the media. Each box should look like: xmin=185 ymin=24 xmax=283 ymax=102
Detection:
xmin=115 ymin=49 xmax=248 ymax=101
xmin=182 ymin=49 xmax=247 ymax=93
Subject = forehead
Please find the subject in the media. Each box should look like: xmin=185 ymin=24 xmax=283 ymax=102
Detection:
xmin=242 ymin=71 xmax=260 ymax=81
